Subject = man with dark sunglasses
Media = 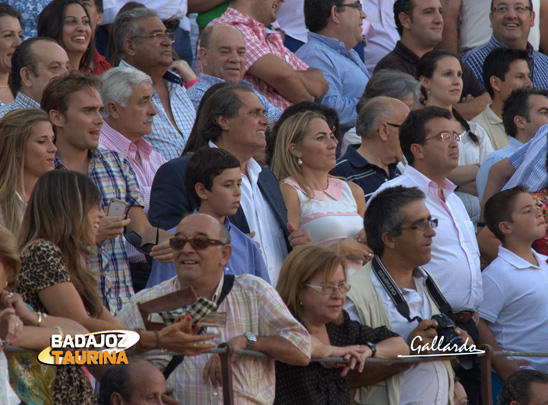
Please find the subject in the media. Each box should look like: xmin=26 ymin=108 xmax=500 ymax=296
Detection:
xmin=117 ymin=213 xmax=311 ymax=404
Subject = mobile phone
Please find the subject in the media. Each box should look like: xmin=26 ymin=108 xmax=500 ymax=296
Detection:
xmin=107 ymin=198 xmax=128 ymax=217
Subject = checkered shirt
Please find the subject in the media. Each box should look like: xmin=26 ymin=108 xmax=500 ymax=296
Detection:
xmin=56 ymin=148 xmax=144 ymax=314
xmin=119 ymin=60 xmax=197 ymax=161
xmin=461 ymin=36 xmax=548 ymax=89
xmin=117 ymin=274 xmax=311 ymax=404
xmin=204 ymin=7 xmax=309 ymax=111
xmin=0 ymin=92 xmax=40 ymax=119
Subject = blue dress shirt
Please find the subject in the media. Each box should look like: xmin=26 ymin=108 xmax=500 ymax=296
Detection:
xmin=296 ymin=32 xmax=370 ymax=133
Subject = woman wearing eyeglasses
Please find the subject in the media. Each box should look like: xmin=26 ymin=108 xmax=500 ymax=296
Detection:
xmin=270 ymin=111 xmax=373 ymax=276
xmin=37 ymin=0 xmax=96 ymax=73
xmin=418 ymin=50 xmax=493 ymax=225
xmin=275 ymin=245 xmax=408 ymax=404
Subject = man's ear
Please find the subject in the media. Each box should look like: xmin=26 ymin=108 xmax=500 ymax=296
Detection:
xmin=399 ymin=11 xmax=412 ymax=31
xmin=107 ymin=100 xmax=119 ymax=119
xmin=220 ymin=244 xmax=232 ymax=267
xmin=199 ymin=48 xmax=208 ymax=69
xmin=216 ymin=115 xmax=230 ymax=131
xmin=514 ymin=115 xmax=526 ymax=131
xmin=109 ymin=392 xmax=124 ymax=405
xmin=378 ymin=122 xmax=389 ymax=141
xmin=499 ymin=220 xmax=513 ymax=236
xmin=410 ymin=143 xmax=425 ymax=161
xmin=124 ymin=38 xmax=136 ymax=57
xmin=490 ymin=75 xmax=501 ymax=93
xmin=20 ymin=67 xmax=33 ymax=88
xmin=381 ymin=232 xmax=396 ymax=250
xmin=330 ymin=4 xmax=342 ymax=25
xmin=49 ymin=109 xmax=66 ymax=128
xmin=195 ymin=182 xmax=208 ymax=200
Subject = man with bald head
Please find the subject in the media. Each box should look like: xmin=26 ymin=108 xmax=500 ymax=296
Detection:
xmin=117 ymin=213 xmax=311 ymax=404
xmin=334 ymin=96 xmax=410 ymax=200
xmin=0 ymin=37 xmax=69 ymax=118
xmin=188 ymin=23 xmax=281 ymax=123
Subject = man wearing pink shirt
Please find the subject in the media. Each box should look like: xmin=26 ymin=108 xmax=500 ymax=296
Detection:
xmin=98 ymin=66 xmax=167 ymax=292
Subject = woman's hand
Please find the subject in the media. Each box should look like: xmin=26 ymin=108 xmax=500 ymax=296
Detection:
xmin=0 ymin=308 xmax=23 ymax=346
xmin=0 ymin=290 xmax=36 ymax=325
xmin=325 ymin=344 xmax=371 ymax=377
xmin=335 ymin=236 xmax=374 ymax=263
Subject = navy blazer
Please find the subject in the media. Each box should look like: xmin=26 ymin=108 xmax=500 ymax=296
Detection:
xmin=148 ymin=154 xmax=291 ymax=250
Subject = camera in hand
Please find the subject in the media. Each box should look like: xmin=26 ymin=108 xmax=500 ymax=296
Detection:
xmin=431 ymin=313 xmax=473 ymax=370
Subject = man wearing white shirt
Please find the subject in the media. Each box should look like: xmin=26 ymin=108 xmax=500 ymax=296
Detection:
xmin=369 ymin=106 xmax=482 ymax=403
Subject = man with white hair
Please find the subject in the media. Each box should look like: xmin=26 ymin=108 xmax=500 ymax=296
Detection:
xmin=99 ymin=66 xmax=167 ymax=292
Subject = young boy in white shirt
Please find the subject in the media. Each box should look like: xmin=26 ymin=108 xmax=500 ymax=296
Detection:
xmin=480 ymin=186 xmax=548 ymax=399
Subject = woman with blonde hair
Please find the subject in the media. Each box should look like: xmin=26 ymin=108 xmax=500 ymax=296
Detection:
xmin=275 ymin=245 xmax=408 ymax=404
xmin=270 ymin=111 xmax=372 ymax=275
xmin=0 ymin=108 xmax=56 ymax=235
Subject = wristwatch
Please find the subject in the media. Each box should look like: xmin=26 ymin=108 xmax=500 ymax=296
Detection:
xmin=365 ymin=342 xmax=376 ymax=358
xmin=244 ymin=332 xmax=257 ymax=350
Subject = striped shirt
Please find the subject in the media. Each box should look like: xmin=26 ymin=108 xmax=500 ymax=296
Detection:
xmin=461 ymin=36 xmax=548 ymax=89
xmin=117 ymin=274 xmax=311 ymax=404
xmin=0 ymin=92 xmax=40 ymax=119
xmin=503 ymin=123 xmax=548 ymax=192
xmin=56 ymin=148 xmax=144 ymax=313
xmin=119 ymin=60 xmax=196 ymax=161
xmin=206 ymin=7 xmax=309 ymax=112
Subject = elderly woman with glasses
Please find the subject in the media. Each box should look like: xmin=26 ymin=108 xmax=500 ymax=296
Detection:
xmin=275 ymin=245 xmax=408 ymax=404
xmin=418 ymin=49 xmax=493 ymax=225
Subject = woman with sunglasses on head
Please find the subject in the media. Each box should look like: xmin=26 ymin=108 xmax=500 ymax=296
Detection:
xmin=418 ymin=50 xmax=493 ymax=225
xmin=275 ymin=245 xmax=408 ymax=404
xmin=271 ymin=111 xmax=372 ymax=276
xmin=0 ymin=108 xmax=57 ymax=236
xmin=37 ymin=0 xmax=96 ymax=73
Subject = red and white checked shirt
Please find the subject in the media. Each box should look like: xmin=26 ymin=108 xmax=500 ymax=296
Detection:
xmin=204 ymin=7 xmax=309 ymax=111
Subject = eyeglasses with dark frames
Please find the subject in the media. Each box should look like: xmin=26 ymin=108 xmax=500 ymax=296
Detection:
xmin=303 ymin=283 xmax=352 ymax=295
xmin=423 ymin=131 xmax=461 ymax=143
xmin=386 ymin=122 xmax=402 ymax=128
xmin=335 ymin=1 xmax=362 ymax=9
xmin=492 ymin=4 xmax=532 ymax=14
xmin=169 ymin=235 xmax=226 ymax=251
xmin=395 ymin=218 xmax=439 ymax=233
xmin=130 ymin=31 xmax=176 ymax=42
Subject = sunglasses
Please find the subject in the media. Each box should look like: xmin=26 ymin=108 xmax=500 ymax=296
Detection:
xmin=169 ymin=235 xmax=225 ymax=251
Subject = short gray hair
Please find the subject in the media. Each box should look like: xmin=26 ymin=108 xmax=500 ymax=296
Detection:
xmin=358 ymin=69 xmax=422 ymax=112
xmin=100 ymin=66 xmax=152 ymax=118
xmin=112 ymin=7 xmax=158 ymax=61
xmin=356 ymin=96 xmax=398 ymax=139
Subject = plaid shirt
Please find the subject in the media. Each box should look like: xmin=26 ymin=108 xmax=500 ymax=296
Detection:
xmin=117 ymin=274 xmax=311 ymax=404
xmin=119 ymin=60 xmax=197 ymax=161
xmin=0 ymin=92 xmax=40 ymax=119
xmin=187 ymin=73 xmax=282 ymax=123
xmin=55 ymin=148 xmax=144 ymax=314
xmin=461 ymin=35 xmax=548 ymax=89
xmin=206 ymin=7 xmax=309 ymax=111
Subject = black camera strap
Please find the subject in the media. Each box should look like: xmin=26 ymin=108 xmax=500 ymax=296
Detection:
xmin=371 ymin=256 xmax=454 ymax=323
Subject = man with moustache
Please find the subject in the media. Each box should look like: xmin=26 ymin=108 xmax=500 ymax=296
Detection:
xmin=369 ymin=106 xmax=483 ymax=403
xmin=205 ymin=0 xmax=328 ymax=111
xmin=98 ymin=66 xmax=167 ymax=292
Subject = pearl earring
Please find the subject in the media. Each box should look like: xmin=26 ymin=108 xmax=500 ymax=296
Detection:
xmin=298 ymin=158 xmax=303 ymax=165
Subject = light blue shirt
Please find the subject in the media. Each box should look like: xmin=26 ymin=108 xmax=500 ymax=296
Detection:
xmin=477 ymin=137 xmax=523 ymax=202
xmin=119 ymin=60 xmax=196 ymax=161
xmin=296 ymin=32 xmax=370 ymax=132
xmin=187 ymin=73 xmax=281 ymax=123
xmin=146 ymin=219 xmax=270 ymax=289
xmin=504 ymin=124 xmax=548 ymax=192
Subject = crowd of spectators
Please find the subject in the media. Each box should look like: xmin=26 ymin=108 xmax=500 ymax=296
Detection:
xmin=2 ymin=0 xmax=548 ymax=404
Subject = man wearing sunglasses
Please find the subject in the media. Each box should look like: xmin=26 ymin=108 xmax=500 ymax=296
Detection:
xmin=295 ymin=0 xmax=369 ymax=134
xmin=113 ymin=7 xmax=197 ymax=161
xmin=117 ymin=213 xmax=311 ymax=404
xmin=345 ymin=185 xmax=471 ymax=404
xmin=369 ymin=106 xmax=483 ymax=403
